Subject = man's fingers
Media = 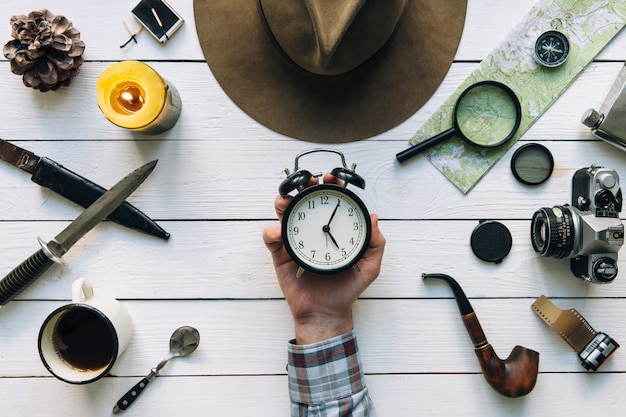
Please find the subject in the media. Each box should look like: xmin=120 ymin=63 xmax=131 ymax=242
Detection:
xmin=323 ymin=173 xmax=344 ymax=186
xmin=274 ymin=195 xmax=292 ymax=220
xmin=369 ymin=214 xmax=386 ymax=250
xmin=262 ymin=225 xmax=283 ymax=253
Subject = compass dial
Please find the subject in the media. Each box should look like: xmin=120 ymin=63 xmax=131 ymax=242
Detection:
xmin=534 ymin=30 xmax=570 ymax=67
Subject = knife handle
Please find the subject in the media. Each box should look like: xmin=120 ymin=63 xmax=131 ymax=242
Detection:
xmin=31 ymin=157 xmax=170 ymax=240
xmin=0 ymin=248 xmax=55 ymax=306
xmin=113 ymin=377 xmax=151 ymax=414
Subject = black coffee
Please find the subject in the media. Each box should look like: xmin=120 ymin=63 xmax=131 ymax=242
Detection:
xmin=53 ymin=307 xmax=116 ymax=371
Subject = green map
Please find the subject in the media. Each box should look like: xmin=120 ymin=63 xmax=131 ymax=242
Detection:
xmin=407 ymin=0 xmax=626 ymax=194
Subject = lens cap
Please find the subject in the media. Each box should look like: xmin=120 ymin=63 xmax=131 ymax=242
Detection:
xmin=511 ymin=143 xmax=554 ymax=185
xmin=470 ymin=220 xmax=512 ymax=264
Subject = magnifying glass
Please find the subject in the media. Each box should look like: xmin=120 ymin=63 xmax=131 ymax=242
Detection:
xmin=396 ymin=81 xmax=522 ymax=163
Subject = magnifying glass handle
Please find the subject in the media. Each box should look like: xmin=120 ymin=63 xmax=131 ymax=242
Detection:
xmin=396 ymin=128 xmax=456 ymax=163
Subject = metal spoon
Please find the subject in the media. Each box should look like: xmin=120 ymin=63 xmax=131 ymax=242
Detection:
xmin=112 ymin=326 xmax=201 ymax=414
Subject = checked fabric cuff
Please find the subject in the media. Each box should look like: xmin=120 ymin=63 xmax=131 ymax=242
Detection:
xmin=287 ymin=330 xmax=367 ymax=405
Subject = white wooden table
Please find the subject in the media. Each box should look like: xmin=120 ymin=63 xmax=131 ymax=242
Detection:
xmin=1 ymin=1 xmax=625 ymax=415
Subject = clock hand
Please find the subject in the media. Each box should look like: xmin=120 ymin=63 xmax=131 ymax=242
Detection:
xmin=327 ymin=230 xmax=340 ymax=249
xmin=327 ymin=200 xmax=341 ymax=226
xmin=322 ymin=225 xmax=340 ymax=249
xmin=322 ymin=200 xmax=342 ymax=248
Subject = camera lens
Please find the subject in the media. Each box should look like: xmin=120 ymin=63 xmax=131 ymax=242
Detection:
xmin=531 ymin=206 xmax=576 ymax=259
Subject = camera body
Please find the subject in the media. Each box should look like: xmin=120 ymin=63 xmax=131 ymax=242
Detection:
xmin=531 ymin=165 xmax=624 ymax=283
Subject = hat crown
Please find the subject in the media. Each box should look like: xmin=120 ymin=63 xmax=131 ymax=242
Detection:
xmin=260 ymin=0 xmax=407 ymax=76
xmin=194 ymin=0 xmax=468 ymax=142
xmin=304 ymin=0 xmax=366 ymax=58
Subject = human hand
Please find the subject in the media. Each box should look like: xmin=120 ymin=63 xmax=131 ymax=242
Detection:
xmin=262 ymin=173 xmax=386 ymax=344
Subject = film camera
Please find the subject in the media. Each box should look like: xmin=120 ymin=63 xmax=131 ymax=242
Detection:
xmin=531 ymin=165 xmax=624 ymax=283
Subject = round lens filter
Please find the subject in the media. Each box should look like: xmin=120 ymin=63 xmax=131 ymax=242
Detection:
xmin=511 ymin=143 xmax=554 ymax=185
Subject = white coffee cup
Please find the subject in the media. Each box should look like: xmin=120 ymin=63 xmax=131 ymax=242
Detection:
xmin=38 ymin=278 xmax=133 ymax=384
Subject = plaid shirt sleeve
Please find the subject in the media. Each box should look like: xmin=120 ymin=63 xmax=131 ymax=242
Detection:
xmin=287 ymin=330 xmax=377 ymax=417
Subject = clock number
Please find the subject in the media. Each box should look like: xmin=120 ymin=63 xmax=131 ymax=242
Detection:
xmin=320 ymin=196 xmax=329 ymax=205
xmin=341 ymin=248 xmax=347 ymax=257
xmin=349 ymin=237 xmax=355 ymax=245
xmin=325 ymin=253 xmax=331 ymax=261
xmin=353 ymin=222 xmax=359 ymax=231
xmin=310 ymin=250 xmax=316 ymax=258
xmin=298 ymin=241 xmax=304 ymax=249
xmin=292 ymin=226 xmax=299 ymax=235
xmin=348 ymin=207 xmax=354 ymax=216
xmin=298 ymin=212 xmax=306 ymax=220
xmin=308 ymin=201 xmax=315 ymax=210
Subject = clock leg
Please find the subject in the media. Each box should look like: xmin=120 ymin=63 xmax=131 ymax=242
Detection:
xmin=296 ymin=267 xmax=306 ymax=278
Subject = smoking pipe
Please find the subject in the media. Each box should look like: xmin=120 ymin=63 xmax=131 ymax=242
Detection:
xmin=423 ymin=273 xmax=539 ymax=398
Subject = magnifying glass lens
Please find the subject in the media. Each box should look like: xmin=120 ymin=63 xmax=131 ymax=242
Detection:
xmin=395 ymin=80 xmax=522 ymax=163
xmin=455 ymin=83 xmax=521 ymax=147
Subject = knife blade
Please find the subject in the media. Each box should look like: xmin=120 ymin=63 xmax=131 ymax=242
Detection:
xmin=0 ymin=139 xmax=169 ymax=240
xmin=0 ymin=159 xmax=158 ymax=307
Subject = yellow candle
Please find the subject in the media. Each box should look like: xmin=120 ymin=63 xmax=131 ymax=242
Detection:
xmin=96 ymin=61 xmax=181 ymax=135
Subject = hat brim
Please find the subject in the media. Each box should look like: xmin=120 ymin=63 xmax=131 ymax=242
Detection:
xmin=194 ymin=0 xmax=467 ymax=143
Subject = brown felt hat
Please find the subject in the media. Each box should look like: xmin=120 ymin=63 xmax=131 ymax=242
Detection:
xmin=193 ymin=0 xmax=467 ymax=143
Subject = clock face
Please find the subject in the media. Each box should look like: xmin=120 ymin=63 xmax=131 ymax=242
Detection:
xmin=282 ymin=184 xmax=371 ymax=274
xmin=534 ymin=30 xmax=569 ymax=67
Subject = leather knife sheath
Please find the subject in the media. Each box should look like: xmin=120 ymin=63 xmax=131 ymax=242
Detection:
xmin=0 ymin=139 xmax=169 ymax=240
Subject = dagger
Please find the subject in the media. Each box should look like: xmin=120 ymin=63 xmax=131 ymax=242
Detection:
xmin=0 ymin=159 xmax=158 ymax=307
xmin=0 ymin=139 xmax=169 ymax=240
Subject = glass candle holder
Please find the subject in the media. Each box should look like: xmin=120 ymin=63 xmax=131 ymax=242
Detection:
xmin=96 ymin=61 xmax=182 ymax=135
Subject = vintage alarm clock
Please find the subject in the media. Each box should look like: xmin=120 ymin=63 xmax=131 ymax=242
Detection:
xmin=279 ymin=149 xmax=371 ymax=277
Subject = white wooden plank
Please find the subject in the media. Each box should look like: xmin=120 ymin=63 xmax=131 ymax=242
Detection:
xmin=0 ymin=367 xmax=624 ymax=416
xmin=0 ymin=60 xmax=624 ymax=141
xmin=1 ymin=218 xmax=626 ymax=300
xmin=0 ymin=373 xmax=622 ymax=417
xmin=0 ymin=376 xmax=289 ymax=417
xmin=368 ymin=373 xmax=626 ymax=417
xmin=1 ymin=0 xmax=623 ymax=62
xmin=0 ymin=299 xmax=624 ymax=376
xmin=1 ymin=140 xmax=626 ymax=221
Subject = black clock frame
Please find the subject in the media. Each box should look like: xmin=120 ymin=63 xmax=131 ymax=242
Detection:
xmin=281 ymin=183 xmax=372 ymax=275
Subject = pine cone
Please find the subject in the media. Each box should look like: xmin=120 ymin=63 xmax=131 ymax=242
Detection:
xmin=3 ymin=9 xmax=85 ymax=92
